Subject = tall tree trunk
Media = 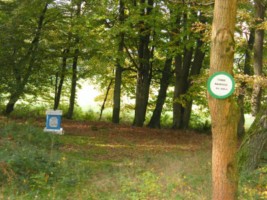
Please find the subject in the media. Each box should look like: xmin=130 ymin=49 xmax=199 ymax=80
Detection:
xmin=66 ymin=1 xmax=81 ymax=119
xmin=112 ymin=0 xmax=125 ymax=124
xmin=251 ymin=0 xmax=265 ymax=116
xmin=147 ymin=57 xmax=173 ymax=128
xmin=54 ymin=71 xmax=59 ymax=108
xmin=171 ymin=9 xmax=182 ymax=129
xmin=181 ymin=38 xmax=205 ymax=129
xmin=172 ymin=55 xmax=183 ymax=129
xmin=237 ymin=29 xmax=254 ymax=138
xmin=238 ymin=106 xmax=267 ymax=172
xmin=172 ymin=5 xmax=196 ymax=130
xmin=4 ymin=2 xmax=48 ymax=115
xmin=133 ymin=0 xmax=153 ymax=127
xmin=208 ymin=1 xmax=238 ymax=199
xmin=133 ymin=60 xmax=151 ymax=127
xmin=54 ymin=48 xmax=69 ymax=110
xmin=172 ymin=48 xmax=193 ymax=129
xmin=112 ymin=54 xmax=123 ymax=124
xmin=66 ymin=48 xmax=79 ymax=119
xmin=238 ymin=1 xmax=267 ymax=173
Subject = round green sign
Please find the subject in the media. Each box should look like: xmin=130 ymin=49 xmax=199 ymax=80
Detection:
xmin=207 ymin=71 xmax=235 ymax=99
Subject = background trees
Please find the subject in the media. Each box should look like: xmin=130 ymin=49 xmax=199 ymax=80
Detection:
xmin=0 ymin=0 xmax=266 ymax=137
xmin=0 ymin=0 xmax=51 ymax=114
xmin=1 ymin=0 xmax=267 ymax=198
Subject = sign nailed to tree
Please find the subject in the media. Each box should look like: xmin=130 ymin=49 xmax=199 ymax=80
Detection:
xmin=207 ymin=71 xmax=235 ymax=99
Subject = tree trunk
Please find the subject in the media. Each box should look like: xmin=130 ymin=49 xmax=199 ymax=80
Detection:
xmin=171 ymin=10 xmax=182 ymax=129
xmin=238 ymin=106 xmax=267 ymax=172
xmin=251 ymin=0 xmax=265 ymax=116
xmin=133 ymin=0 xmax=153 ymax=127
xmin=4 ymin=2 xmax=48 ymax=115
xmin=112 ymin=56 xmax=123 ymax=124
xmin=5 ymin=91 xmax=22 ymax=114
xmin=99 ymin=79 xmax=113 ymax=121
xmin=66 ymin=2 xmax=81 ymax=119
xmin=172 ymin=11 xmax=206 ymax=129
xmin=172 ymin=55 xmax=183 ymax=129
xmin=133 ymin=65 xmax=151 ymax=127
xmin=237 ymin=29 xmax=254 ymax=138
xmin=112 ymin=0 xmax=125 ymax=124
xmin=147 ymin=57 xmax=172 ymax=128
xmin=209 ymin=1 xmax=238 ymax=199
xmin=181 ymin=38 xmax=205 ymax=129
xmin=54 ymin=49 xmax=68 ymax=110
xmin=172 ymin=48 xmax=192 ymax=129
xmin=66 ymin=48 xmax=78 ymax=119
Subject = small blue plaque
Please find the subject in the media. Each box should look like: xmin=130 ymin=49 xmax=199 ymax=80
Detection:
xmin=44 ymin=110 xmax=63 ymax=134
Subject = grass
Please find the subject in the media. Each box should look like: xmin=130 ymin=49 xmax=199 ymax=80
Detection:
xmin=0 ymin=118 xmax=266 ymax=199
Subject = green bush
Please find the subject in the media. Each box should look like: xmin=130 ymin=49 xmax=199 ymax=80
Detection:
xmin=0 ymin=122 xmax=62 ymax=194
xmin=189 ymin=112 xmax=211 ymax=132
xmin=8 ymin=103 xmax=47 ymax=119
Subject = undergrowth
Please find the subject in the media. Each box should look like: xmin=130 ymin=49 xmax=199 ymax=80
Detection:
xmin=0 ymin=121 xmax=89 ymax=199
xmin=0 ymin=103 xmax=211 ymax=130
xmin=0 ymin=120 xmax=266 ymax=199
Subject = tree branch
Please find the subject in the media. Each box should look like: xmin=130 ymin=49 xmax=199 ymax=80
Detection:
xmin=124 ymin=44 xmax=139 ymax=69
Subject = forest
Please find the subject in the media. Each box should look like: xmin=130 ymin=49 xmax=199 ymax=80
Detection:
xmin=0 ymin=0 xmax=267 ymax=199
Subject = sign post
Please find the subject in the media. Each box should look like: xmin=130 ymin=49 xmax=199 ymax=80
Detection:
xmin=207 ymin=71 xmax=235 ymax=99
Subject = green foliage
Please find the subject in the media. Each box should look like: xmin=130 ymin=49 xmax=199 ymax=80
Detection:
xmin=159 ymin=111 xmax=173 ymax=128
xmin=0 ymin=122 xmax=61 ymax=194
xmin=0 ymin=0 xmax=258 ymax=132
xmin=83 ymin=108 xmax=100 ymax=121
xmin=239 ymin=166 xmax=267 ymax=199
xmin=7 ymin=103 xmax=47 ymax=119
xmin=190 ymin=112 xmax=211 ymax=132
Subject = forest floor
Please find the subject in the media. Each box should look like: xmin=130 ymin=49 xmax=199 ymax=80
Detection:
xmin=59 ymin=119 xmax=213 ymax=199
xmin=1 ymin=117 xmax=266 ymax=199
xmin=62 ymin=119 xmax=211 ymax=150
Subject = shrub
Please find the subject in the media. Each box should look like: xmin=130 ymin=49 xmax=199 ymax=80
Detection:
xmin=0 ymin=122 xmax=61 ymax=194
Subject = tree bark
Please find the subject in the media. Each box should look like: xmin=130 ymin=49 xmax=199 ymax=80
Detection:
xmin=172 ymin=54 xmax=183 ymax=129
xmin=54 ymin=48 xmax=68 ymax=110
xmin=112 ymin=0 xmax=125 ymax=124
xmin=237 ymin=29 xmax=254 ymax=138
xmin=147 ymin=57 xmax=173 ymax=128
xmin=181 ymin=12 xmax=207 ymax=129
xmin=181 ymin=38 xmax=205 ymax=129
xmin=66 ymin=48 xmax=79 ymax=119
xmin=251 ymin=0 xmax=265 ymax=116
xmin=5 ymin=90 xmax=22 ymax=115
xmin=208 ymin=1 xmax=238 ymax=199
xmin=66 ymin=1 xmax=82 ymax=119
xmin=172 ymin=6 xmax=197 ymax=130
xmin=133 ymin=0 xmax=153 ymax=127
xmin=171 ymin=9 xmax=182 ymax=129
xmin=172 ymin=48 xmax=192 ymax=129
xmin=238 ymin=106 xmax=267 ymax=172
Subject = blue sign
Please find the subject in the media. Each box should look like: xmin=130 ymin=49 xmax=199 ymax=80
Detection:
xmin=44 ymin=110 xmax=63 ymax=134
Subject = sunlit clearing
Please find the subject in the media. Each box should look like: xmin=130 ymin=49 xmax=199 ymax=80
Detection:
xmin=77 ymin=81 xmax=100 ymax=109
